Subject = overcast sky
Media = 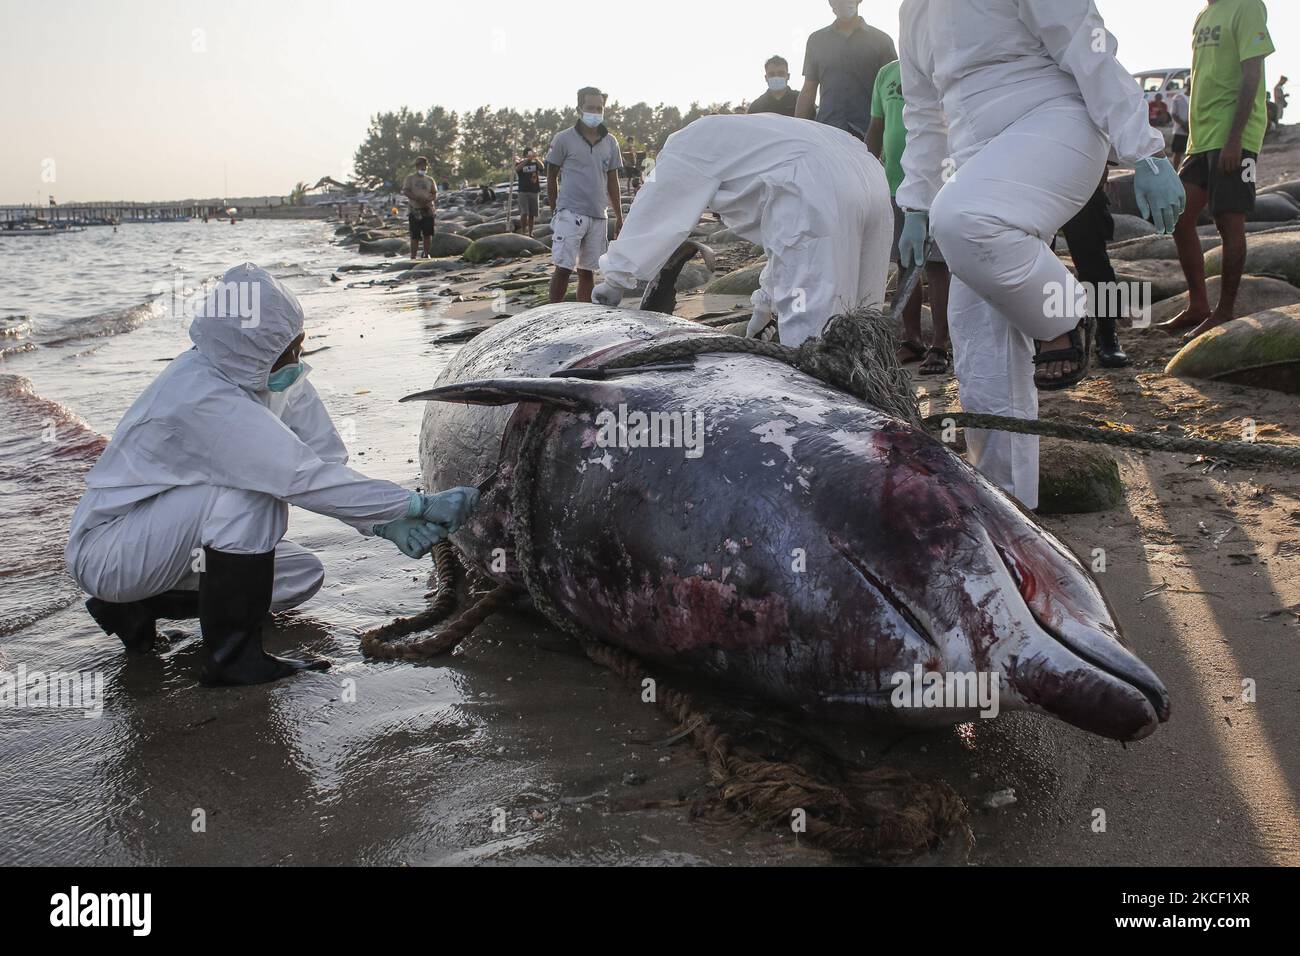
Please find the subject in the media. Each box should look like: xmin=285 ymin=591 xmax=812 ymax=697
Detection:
xmin=2 ymin=0 xmax=1294 ymax=203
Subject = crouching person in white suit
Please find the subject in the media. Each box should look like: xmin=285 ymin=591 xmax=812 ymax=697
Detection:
xmin=593 ymin=113 xmax=893 ymax=347
xmin=66 ymin=263 xmax=479 ymax=686
xmin=896 ymin=0 xmax=1183 ymax=509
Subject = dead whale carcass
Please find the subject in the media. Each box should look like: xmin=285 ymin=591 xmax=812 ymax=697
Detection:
xmin=407 ymin=304 xmax=1171 ymax=742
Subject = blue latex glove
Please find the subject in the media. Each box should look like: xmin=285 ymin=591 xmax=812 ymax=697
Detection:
xmin=374 ymin=517 xmax=446 ymax=559
xmin=898 ymin=211 xmax=929 ymax=270
xmin=1133 ymin=156 xmax=1186 ymax=235
xmin=408 ymin=486 xmax=480 ymax=535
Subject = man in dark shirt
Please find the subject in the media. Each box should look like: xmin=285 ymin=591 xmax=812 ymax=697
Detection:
xmin=796 ymin=0 xmax=898 ymax=140
xmin=515 ymin=148 xmax=543 ymax=235
xmin=748 ymin=55 xmax=801 ymax=117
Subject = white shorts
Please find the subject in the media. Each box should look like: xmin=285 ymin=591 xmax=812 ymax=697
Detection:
xmin=551 ymin=208 xmax=608 ymax=272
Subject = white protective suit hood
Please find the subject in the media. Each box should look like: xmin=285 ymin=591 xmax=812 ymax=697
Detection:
xmin=73 ymin=262 xmax=411 ymax=537
xmin=189 ymin=262 xmax=305 ymax=393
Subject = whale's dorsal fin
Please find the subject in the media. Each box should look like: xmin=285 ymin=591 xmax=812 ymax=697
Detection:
xmin=400 ymin=377 xmax=630 ymax=409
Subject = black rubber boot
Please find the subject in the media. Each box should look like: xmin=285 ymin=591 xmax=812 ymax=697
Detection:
xmin=86 ymin=590 xmax=200 ymax=653
xmin=1096 ymin=315 xmax=1130 ymax=368
xmin=198 ymin=546 xmax=329 ymax=687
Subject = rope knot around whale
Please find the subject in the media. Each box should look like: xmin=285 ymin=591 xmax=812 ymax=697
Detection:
xmin=359 ymin=305 xmax=1298 ymax=860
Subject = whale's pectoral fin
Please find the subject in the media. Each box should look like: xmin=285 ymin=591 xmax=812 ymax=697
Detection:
xmin=641 ymin=239 xmax=717 ymax=315
xmin=400 ymin=377 xmax=638 ymax=409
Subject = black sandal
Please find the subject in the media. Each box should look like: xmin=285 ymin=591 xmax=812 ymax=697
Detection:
xmin=1033 ymin=316 xmax=1093 ymax=391
xmin=918 ymin=346 xmax=951 ymax=376
xmin=897 ymin=340 xmax=926 ymax=364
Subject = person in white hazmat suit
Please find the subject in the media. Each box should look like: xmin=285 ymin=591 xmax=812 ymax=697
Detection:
xmin=65 ymin=264 xmax=479 ymax=686
xmin=895 ymin=0 xmax=1185 ymax=509
xmin=592 ymin=112 xmax=893 ymax=347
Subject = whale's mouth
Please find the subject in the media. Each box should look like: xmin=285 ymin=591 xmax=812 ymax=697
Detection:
xmin=995 ymin=544 xmax=1171 ymax=740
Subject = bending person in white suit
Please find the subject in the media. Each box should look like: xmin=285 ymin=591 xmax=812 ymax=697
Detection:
xmin=896 ymin=0 xmax=1183 ymax=509
xmin=593 ymin=112 xmax=893 ymax=347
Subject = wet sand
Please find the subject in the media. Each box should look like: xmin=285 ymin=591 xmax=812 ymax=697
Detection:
xmin=5 ymin=148 xmax=1300 ymax=865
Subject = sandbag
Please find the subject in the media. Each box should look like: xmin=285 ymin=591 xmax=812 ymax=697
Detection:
xmin=1165 ymin=303 xmax=1300 ymax=393
xmin=1114 ymin=259 xmax=1190 ymax=302
xmin=1205 ymin=232 xmax=1300 ymax=288
xmin=464 ymin=220 xmax=511 ymax=240
xmin=1108 ymin=234 xmax=1220 ymax=262
xmin=426 ymin=232 xmax=472 ymax=257
xmin=1150 ymin=275 xmax=1300 ymax=326
xmin=1036 ymin=440 xmax=1124 ymax=515
xmin=462 ymin=234 xmax=549 ymax=263
xmin=1261 ymin=179 xmax=1300 ymax=204
xmin=1110 ymin=214 xmax=1157 ymax=242
xmin=1248 ymin=192 xmax=1300 ymax=223
xmin=704 ymin=262 xmax=766 ymax=296
xmin=357 ymin=237 xmax=407 ymax=255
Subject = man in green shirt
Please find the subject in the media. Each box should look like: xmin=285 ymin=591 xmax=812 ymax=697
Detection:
xmin=1159 ymin=0 xmax=1275 ymax=342
xmin=867 ymin=59 xmax=950 ymax=375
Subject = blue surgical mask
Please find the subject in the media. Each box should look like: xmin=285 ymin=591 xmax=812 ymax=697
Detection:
xmin=266 ymin=362 xmax=304 ymax=392
xmin=581 ymin=112 xmax=603 ymax=128
xmin=767 ymin=76 xmax=788 ymax=92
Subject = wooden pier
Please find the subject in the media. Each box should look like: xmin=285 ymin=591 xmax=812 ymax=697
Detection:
xmin=0 ymin=201 xmax=232 ymax=225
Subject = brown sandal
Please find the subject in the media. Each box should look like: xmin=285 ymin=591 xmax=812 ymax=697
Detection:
xmin=918 ymin=346 xmax=951 ymax=376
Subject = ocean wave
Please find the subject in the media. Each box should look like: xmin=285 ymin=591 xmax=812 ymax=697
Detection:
xmin=0 ymin=374 xmax=107 ymax=635
xmin=33 ymin=298 xmax=169 ymax=348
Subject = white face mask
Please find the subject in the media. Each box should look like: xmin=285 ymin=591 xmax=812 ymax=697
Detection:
xmin=581 ymin=112 xmax=603 ymax=128
xmin=767 ymin=76 xmax=788 ymax=92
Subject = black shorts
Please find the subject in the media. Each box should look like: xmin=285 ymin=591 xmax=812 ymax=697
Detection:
xmin=1171 ymin=132 xmax=1188 ymax=154
xmin=408 ymin=212 xmax=435 ymax=241
xmin=1179 ymin=149 xmax=1258 ymax=217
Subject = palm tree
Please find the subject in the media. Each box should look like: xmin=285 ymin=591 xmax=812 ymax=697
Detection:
xmin=288 ymin=182 xmax=308 ymax=206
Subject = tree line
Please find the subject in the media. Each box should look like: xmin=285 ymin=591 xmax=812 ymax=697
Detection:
xmin=351 ymin=100 xmax=747 ymax=189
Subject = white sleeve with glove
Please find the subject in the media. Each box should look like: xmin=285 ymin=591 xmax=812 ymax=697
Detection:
xmin=1016 ymin=0 xmax=1164 ymax=164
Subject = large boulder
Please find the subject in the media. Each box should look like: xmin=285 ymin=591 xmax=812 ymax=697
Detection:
xmin=704 ymin=262 xmax=766 ymax=296
xmin=462 ymin=234 xmax=549 ymax=263
xmin=1150 ymin=275 xmax=1300 ymax=326
xmin=1205 ymin=232 xmax=1300 ymax=288
xmin=357 ymin=237 xmax=407 ymax=255
xmin=465 ymin=220 xmax=511 ymax=240
xmin=1165 ymin=303 xmax=1300 ymax=393
xmin=1036 ymin=439 xmax=1125 ymax=515
xmin=532 ymin=224 xmax=553 ymax=241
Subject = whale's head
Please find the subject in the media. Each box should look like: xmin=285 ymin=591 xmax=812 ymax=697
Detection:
xmin=818 ymin=415 xmax=1170 ymax=742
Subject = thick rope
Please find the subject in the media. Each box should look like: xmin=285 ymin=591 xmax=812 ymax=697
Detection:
xmin=924 ymin=412 xmax=1300 ymax=466
xmin=627 ymin=308 xmax=1298 ymax=468
xmin=359 ymin=541 xmax=515 ymax=660
xmin=611 ymin=308 xmax=924 ymax=427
